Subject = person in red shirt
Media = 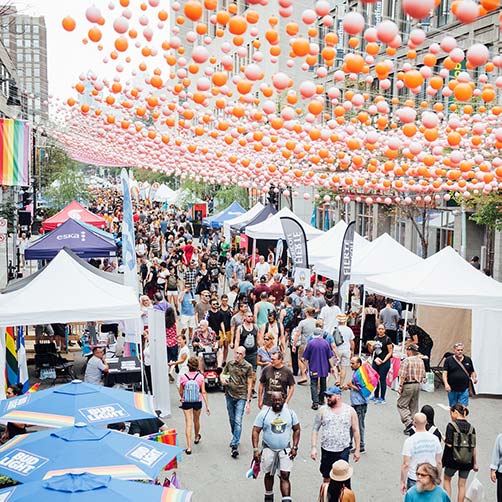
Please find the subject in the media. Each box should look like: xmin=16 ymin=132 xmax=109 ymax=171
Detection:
xmin=269 ymin=274 xmax=286 ymax=307
xmin=182 ymin=239 xmax=195 ymax=265
xmin=165 ymin=307 xmax=178 ymax=383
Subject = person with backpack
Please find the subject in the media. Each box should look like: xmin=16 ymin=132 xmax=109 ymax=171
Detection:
xmin=259 ymin=310 xmax=286 ymax=353
xmin=178 ymin=356 xmax=210 ymax=455
xmin=251 ymin=392 xmax=301 ymax=502
xmin=442 ymin=404 xmax=478 ymax=502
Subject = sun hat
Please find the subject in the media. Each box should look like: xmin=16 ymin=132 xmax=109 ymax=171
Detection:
xmin=329 ymin=460 xmax=353 ymax=482
xmin=336 ymin=314 xmax=348 ymax=323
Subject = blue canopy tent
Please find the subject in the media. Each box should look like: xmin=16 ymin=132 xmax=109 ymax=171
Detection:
xmin=202 ymin=201 xmax=246 ymax=229
xmin=79 ymin=220 xmax=116 ymax=243
xmin=25 ymin=218 xmax=117 ymax=260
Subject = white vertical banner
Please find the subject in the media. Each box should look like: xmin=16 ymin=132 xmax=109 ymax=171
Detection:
xmin=120 ymin=168 xmax=138 ymax=295
xmin=148 ymin=309 xmax=171 ymax=417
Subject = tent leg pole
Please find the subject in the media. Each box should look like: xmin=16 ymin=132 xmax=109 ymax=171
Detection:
xmin=359 ymin=289 xmax=367 ymax=357
xmin=402 ymin=309 xmax=409 ymax=356
xmin=138 ymin=335 xmax=145 ymax=394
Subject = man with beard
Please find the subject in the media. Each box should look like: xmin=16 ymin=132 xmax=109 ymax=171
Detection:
xmin=311 ymin=386 xmax=360 ymax=483
xmin=252 ymin=392 xmax=301 ymax=502
xmin=404 ymin=463 xmax=450 ymax=501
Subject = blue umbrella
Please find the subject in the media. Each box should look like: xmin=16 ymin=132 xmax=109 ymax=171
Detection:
xmin=0 ymin=380 xmax=156 ymax=428
xmin=0 ymin=423 xmax=182 ymax=482
xmin=0 ymin=472 xmax=192 ymax=501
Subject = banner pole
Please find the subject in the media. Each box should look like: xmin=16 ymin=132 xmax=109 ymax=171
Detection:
xmin=359 ymin=288 xmax=367 ymax=357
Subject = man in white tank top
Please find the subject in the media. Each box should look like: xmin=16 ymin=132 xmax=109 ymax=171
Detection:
xmin=311 ymin=386 xmax=361 ymax=482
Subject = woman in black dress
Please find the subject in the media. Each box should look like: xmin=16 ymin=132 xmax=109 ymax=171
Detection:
xmin=362 ymin=296 xmax=378 ymax=347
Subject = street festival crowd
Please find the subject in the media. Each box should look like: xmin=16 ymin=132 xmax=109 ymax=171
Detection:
xmin=14 ymin=187 xmax=502 ymax=502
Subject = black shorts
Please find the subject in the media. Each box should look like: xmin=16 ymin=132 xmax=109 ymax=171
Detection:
xmin=320 ymin=447 xmax=350 ymax=479
xmin=181 ymin=401 xmax=202 ymax=411
xmin=245 ymin=353 xmax=257 ymax=371
xmin=166 ymin=345 xmax=179 ymax=363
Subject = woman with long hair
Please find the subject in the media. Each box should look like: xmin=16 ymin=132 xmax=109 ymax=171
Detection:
xmin=178 ymin=356 xmax=210 ymax=455
xmin=369 ymin=323 xmax=393 ymax=404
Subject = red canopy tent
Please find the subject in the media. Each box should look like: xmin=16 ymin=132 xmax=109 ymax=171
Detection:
xmin=42 ymin=201 xmax=106 ymax=231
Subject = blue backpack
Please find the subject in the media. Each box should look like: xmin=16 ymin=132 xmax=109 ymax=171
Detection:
xmin=183 ymin=372 xmax=201 ymax=403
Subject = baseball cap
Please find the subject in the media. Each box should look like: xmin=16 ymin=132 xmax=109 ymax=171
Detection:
xmin=325 ymin=386 xmax=342 ymax=396
xmin=260 ymin=275 xmax=267 ymax=282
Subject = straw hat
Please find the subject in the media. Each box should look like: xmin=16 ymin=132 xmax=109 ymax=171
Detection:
xmin=336 ymin=314 xmax=348 ymax=323
xmin=329 ymin=460 xmax=353 ymax=482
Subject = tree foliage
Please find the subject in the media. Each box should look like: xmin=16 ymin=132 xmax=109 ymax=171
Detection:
xmin=460 ymin=193 xmax=502 ymax=231
xmin=132 ymin=168 xmax=176 ymax=187
xmin=44 ymin=165 xmax=89 ymax=210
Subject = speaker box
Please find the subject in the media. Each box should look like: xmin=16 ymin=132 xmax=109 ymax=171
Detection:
xmin=18 ymin=210 xmax=32 ymax=226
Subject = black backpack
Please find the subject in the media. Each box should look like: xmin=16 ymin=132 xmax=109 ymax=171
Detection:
xmin=451 ymin=421 xmax=476 ymax=465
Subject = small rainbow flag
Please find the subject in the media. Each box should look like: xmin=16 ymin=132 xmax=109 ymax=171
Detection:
xmin=27 ymin=382 xmax=40 ymax=393
xmin=352 ymin=361 xmax=380 ymax=398
xmin=5 ymin=326 xmax=18 ymax=388
xmin=0 ymin=118 xmax=30 ymax=187
xmin=160 ymin=487 xmax=192 ymax=501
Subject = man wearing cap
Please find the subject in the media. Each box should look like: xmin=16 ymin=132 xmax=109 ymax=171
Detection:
xmin=254 ymin=275 xmax=272 ymax=301
xmin=311 ymin=386 xmax=360 ymax=482
xmin=398 ymin=344 xmax=427 ymax=435
xmin=335 ymin=314 xmax=355 ymax=386
xmin=252 ymin=392 xmax=301 ymax=502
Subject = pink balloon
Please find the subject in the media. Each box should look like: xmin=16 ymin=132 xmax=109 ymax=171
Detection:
xmin=402 ymin=0 xmax=435 ymax=20
xmin=454 ymin=0 xmax=478 ymax=23
xmin=409 ymin=28 xmax=426 ymax=46
xmin=376 ymin=20 xmax=399 ymax=44
xmin=302 ymin=9 xmax=317 ymax=24
xmin=113 ymin=16 xmax=129 ymax=33
xmin=449 ymin=47 xmax=464 ymax=63
xmin=364 ymin=27 xmax=378 ymax=43
xmin=440 ymin=36 xmax=457 ymax=53
xmin=272 ymin=72 xmax=290 ymax=90
xmin=466 ymin=43 xmax=489 ymax=67
xmin=342 ymin=11 xmax=365 ymax=35
xmin=86 ymin=5 xmax=102 ymax=23
xmin=315 ymin=0 xmax=331 ymax=16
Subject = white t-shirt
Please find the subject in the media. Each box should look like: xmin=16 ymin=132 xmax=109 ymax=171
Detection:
xmin=319 ymin=305 xmax=342 ymax=333
xmin=337 ymin=325 xmax=354 ymax=353
xmin=254 ymin=262 xmax=270 ymax=278
xmin=177 ymin=345 xmax=191 ymax=386
xmin=402 ymin=431 xmax=442 ymax=481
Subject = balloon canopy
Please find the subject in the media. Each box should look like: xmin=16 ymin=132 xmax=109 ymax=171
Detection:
xmin=47 ymin=1 xmax=502 ymax=205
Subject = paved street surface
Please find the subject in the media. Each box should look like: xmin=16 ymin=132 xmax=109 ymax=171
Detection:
xmin=164 ymin=372 xmax=500 ymax=502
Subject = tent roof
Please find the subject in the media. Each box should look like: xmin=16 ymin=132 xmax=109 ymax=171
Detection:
xmin=25 ymin=218 xmax=117 ymax=260
xmin=0 ymin=248 xmax=141 ymax=325
xmin=226 ymin=202 xmax=264 ymax=229
xmin=308 ymin=220 xmax=370 ymax=264
xmin=42 ymin=201 xmax=106 ymax=231
xmin=245 ymin=207 xmax=323 ymax=241
xmin=152 ymin=183 xmax=177 ymax=203
xmin=203 ymin=201 xmax=246 ymax=228
xmin=365 ymin=246 xmax=502 ymax=310
xmin=316 ymin=233 xmax=422 ymax=282
xmin=234 ymin=204 xmax=277 ymax=233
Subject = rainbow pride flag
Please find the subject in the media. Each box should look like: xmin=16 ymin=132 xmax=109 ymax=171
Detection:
xmin=352 ymin=361 xmax=380 ymax=398
xmin=5 ymin=326 xmax=18 ymax=388
xmin=0 ymin=118 xmax=30 ymax=187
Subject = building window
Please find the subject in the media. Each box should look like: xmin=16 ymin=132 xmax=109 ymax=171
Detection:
xmin=33 ymin=25 xmax=39 ymax=35
xmin=394 ymin=220 xmax=406 ymax=246
xmin=356 ymin=203 xmax=373 ymax=239
xmin=437 ymin=0 xmax=451 ymax=26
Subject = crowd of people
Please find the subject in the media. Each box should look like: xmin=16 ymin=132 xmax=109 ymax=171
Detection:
xmin=78 ymin=190 xmax=502 ymax=501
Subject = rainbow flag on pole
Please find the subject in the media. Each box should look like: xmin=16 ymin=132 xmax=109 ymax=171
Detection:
xmin=0 ymin=118 xmax=30 ymax=187
xmin=352 ymin=361 xmax=380 ymax=398
xmin=5 ymin=326 xmax=18 ymax=387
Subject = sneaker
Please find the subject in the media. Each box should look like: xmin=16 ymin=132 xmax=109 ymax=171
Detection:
xmin=360 ymin=448 xmax=366 ymax=454
xmin=231 ymin=447 xmax=239 ymax=459
xmin=380 ymin=399 xmax=387 ymax=405
xmin=368 ymin=396 xmax=375 ymax=401
xmin=252 ymin=390 xmax=257 ymax=399
xmin=374 ymin=398 xmax=382 ymax=404
xmin=311 ymin=403 xmax=319 ymax=411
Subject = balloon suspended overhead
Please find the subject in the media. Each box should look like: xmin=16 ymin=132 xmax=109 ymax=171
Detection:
xmin=54 ymin=0 xmax=502 ymax=202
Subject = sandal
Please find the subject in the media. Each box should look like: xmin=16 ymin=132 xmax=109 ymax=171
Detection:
xmin=297 ymin=379 xmax=308 ymax=385
xmin=194 ymin=434 xmax=201 ymax=444
xmin=185 ymin=449 xmax=192 ymax=455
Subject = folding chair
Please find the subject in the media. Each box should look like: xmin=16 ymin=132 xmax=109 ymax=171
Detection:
xmin=34 ymin=342 xmax=75 ymax=385
xmin=431 ymin=351 xmax=453 ymax=387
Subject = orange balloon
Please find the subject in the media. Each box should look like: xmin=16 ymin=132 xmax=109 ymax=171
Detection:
xmin=291 ymin=37 xmax=310 ymax=57
xmin=216 ymin=10 xmax=230 ymax=25
xmin=204 ymin=0 xmax=217 ymax=9
xmin=158 ymin=10 xmax=168 ymax=21
xmin=246 ymin=10 xmax=259 ymax=23
xmin=62 ymin=16 xmax=76 ymax=32
xmin=115 ymin=36 xmax=128 ymax=52
xmin=286 ymin=23 xmax=299 ymax=36
xmin=325 ymin=32 xmax=338 ymax=46
xmin=228 ymin=15 xmax=247 ymax=35
xmin=345 ymin=53 xmax=365 ymax=73
xmin=403 ymin=70 xmax=424 ymax=89
xmin=184 ymin=1 xmax=203 ymax=21
xmin=88 ymin=27 xmax=102 ymax=43
xmin=453 ymin=82 xmax=473 ymax=102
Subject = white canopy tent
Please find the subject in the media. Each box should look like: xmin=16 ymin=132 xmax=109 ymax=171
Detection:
xmin=245 ymin=207 xmax=324 ymax=241
xmin=316 ymin=232 xmax=422 ymax=283
xmin=153 ymin=184 xmax=178 ymax=204
xmin=223 ymin=202 xmax=264 ymax=239
xmin=365 ymin=246 xmax=502 ymax=395
xmin=0 ymin=248 xmax=141 ymax=325
xmin=308 ymin=220 xmax=370 ymax=265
